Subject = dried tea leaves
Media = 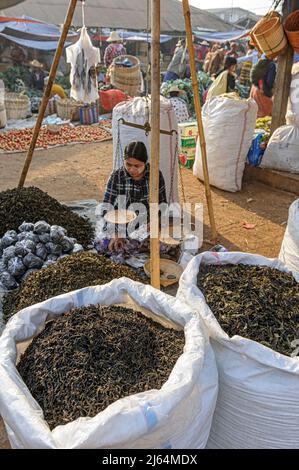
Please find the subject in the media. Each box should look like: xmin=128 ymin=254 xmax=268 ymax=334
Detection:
xmin=3 ymin=252 xmax=144 ymax=322
xmin=197 ymin=264 xmax=299 ymax=357
xmin=0 ymin=187 xmax=93 ymax=248
xmin=17 ymin=305 xmax=185 ymax=430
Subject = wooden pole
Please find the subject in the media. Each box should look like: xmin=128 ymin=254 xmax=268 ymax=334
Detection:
xmin=182 ymin=0 xmax=217 ymax=243
xmin=18 ymin=0 xmax=78 ymax=188
xmin=150 ymin=0 xmax=160 ymax=289
xmin=270 ymin=0 xmax=299 ymax=135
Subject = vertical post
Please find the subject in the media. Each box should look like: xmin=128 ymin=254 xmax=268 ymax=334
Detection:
xmin=182 ymin=0 xmax=217 ymax=243
xmin=270 ymin=0 xmax=299 ymax=134
xmin=150 ymin=0 xmax=160 ymax=289
xmin=18 ymin=0 xmax=78 ymax=188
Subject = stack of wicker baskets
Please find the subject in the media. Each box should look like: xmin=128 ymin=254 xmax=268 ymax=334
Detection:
xmin=109 ymin=55 xmax=142 ymax=97
xmin=250 ymin=11 xmax=288 ymax=59
xmin=4 ymin=93 xmax=30 ymax=120
xmin=56 ymin=98 xmax=83 ymax=121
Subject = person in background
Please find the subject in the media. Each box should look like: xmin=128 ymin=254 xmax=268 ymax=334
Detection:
xmin=226 ymin=42 xmax=239 ymax=59
xmin=44 ymin=76 xmax=66 ymax=99
xmin=10 ymin=45 xmax=26 ymax=66
xmin=163 ymin=38 xmax=188 ymax=82
xmin=168 ymin=84 xmax=190 ymax=123
xmin=203 ymin=43 xmax=219 ymax=73
xmin=250 ymin=56 xmax=276 ymax=118
xmin=208 ymin=47 xmax=225 ymax=78
xmin=29 ymin=60 xmax=45 ymax=91
xmin=237 ymin=43 xmax=259 ymax=87
xmin=206 ymin=56 xmax=237 ymax=101
xmin=104 ymin=31 xmax=127 ymax=69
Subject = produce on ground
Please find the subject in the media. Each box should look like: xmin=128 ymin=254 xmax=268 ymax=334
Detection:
xmin=0 ymin=124 xmax=111 ymax=152
xmin=0 ymin=221 xmax=83 ymax=291
xmin=255 ymin=116 xmax=272 ymax=133
xmin=0 ymin=187 xmax=93 ymax=248
xmin=3 ymin=251 xmax=144 ymax=322
xmin=197 ymin=264 xmax=299 ymax=357
xmin=18 ymin=305 xmax=184 ymax=429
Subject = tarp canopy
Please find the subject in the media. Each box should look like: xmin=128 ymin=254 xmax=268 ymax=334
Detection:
xmin=194 ymin=29 xmax=250 ymax=43
xmin=0 ymin=15 xmax=78 ymax=49
xmin=2 ymin=0 xmax=232 ymax=32
xmin=0 ymin=0 xmax=24 ymax=8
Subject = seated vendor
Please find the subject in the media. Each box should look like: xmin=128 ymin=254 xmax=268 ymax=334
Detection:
xmin=100 ymin=141 xmax=167 ymax=253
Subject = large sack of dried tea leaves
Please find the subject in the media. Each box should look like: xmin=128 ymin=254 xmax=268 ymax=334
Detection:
xmin=279 ymin=198 xmax=299 ymax=274
xmin=178 ymin=251 xmax=299 ymax=449
xmin=0 ymin=278 xmax=218 ymax=449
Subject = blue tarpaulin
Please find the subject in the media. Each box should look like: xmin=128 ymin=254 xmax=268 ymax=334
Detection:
xmin=194 ymin=29 xmax=250 ymax=43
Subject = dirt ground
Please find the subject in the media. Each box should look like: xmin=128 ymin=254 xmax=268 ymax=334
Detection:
xmin=0 ymin=140 xmax=297 ymax=447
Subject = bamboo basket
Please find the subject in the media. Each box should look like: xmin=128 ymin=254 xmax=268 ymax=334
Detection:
xmin=251 ymin=12 xmax=288 ymax=59
xmin=284 ymin=10 xmax=299 ymax=54
xmin=109 ymin=55 xmax=142 ymax=97
xmin=4 ymin=92 xmax=30 ymax=120
xmin=56 ymin=98 xmax=83 ymax=121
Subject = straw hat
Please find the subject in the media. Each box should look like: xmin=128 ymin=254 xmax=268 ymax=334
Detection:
xmin=30 ymin=59 xmax=43 ymax=68
xmin=200 ymin=40 xmax=209 ymax=46
xmin=168 ymin=84 xmax=184 ymax=95
xmin=107 ymin=31 xmax=122 ymax=42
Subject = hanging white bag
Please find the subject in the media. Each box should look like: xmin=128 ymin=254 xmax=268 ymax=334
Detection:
xmin=279 ymin=198 xmax=299 ymax=273
xmin=0 ymin=278 xmax=218 ymax=449
xmin=66 ymin=26 xmax=100 ymax=103
xmin=193 ymin=96 xmax=257 ymax=192
xmin=261 ymin=112 xmax=299 ymax=173
xmin=287 ymin=62 xmax=299 ymax=118
xmin=178 ymin=251 xmax=299 ymax=449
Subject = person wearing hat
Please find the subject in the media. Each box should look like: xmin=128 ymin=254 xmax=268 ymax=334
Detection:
xmin=168 ymin=85 xmax=190 ymax=123
xmin=163 ymin=38 xmax=189 ymax=82
xmin=104 ymin=31 xmax=127 ymax=69
xmin=29 ymin=60 xmax=46 ymax=91
xmin=100 ymin=141 xmax=167 ymax=253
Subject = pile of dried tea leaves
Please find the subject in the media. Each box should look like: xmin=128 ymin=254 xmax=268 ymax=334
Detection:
xmin=3 ymin=252 xmax=144 ymax=322
xmin=0 ymin=187 xmax=93 ymax=248
xmin=197 ymin=264 xmax=299 ymax=356
xmin=18 ymin=305 xmax=185 ymax=429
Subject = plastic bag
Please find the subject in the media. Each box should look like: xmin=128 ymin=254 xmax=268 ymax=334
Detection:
xmin=0 ymin=279 xmax=218 ymax=449
xmin=1 ymin=230 xmax=18 ymax=248
xmin=2 ymin=246 xmax=16 ymax=266
xmin=50 ymin=226 xmax=66 ymax=244
xmin=14 ymin=240 xmax=35 ymax=257
xmin=72 ymin=243 xmax=84 ymax=253
xmin=7 ymin=257 xmax=26 ymax=279
xmin=33 ymin=221 xmax=51 ymax=235
xmin=42 ymin=260 xmax=55 ymax=269
xmin=35 ymin=243 xmax=48 ymax=261
xmin=60 ymin=237 xmax=75 ymax=253
xmin=279 ymin=198 xmax=299 ymax=273
xmin=66 ymin=26 xmax=100 ymax=103
xmin=38 ymin=233 xmax=51 ymax=244
xmin=23 ymin=253 xmax=44 ymax=269
xmin=0 ymin=271 xmax=18 ymax=290
xmin=46 ymin=254 xmax=58 ymax=262
xmin=45 ymin=243 xmax=62 ymax=256
xmin=18 ymin=222 xmax=34 ymax=233
xmin=247 ymin=132 xmax=266 ymax=167
xmin=21 ymin=269 xmax=39 ymax=282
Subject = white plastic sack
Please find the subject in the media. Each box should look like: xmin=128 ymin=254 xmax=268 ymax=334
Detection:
xmin=261 ymin=113 xmax=299 ymax=173
xmin=112 ymin=96 xmax=179 ymax=203
xmin=193 ymin=97 xmax=258 ymax=192
xmin=287 ymin=62 xmax=299 ymax=118
xmin=66 ymin=27 xmax=100 ymax=103
xmin=178 ymin=251 xmax=299 ymax=449
xmin=0 ymin=278 xmax=218 ymax=449
xmin=279 ymin=198 xmax=299 ymax=273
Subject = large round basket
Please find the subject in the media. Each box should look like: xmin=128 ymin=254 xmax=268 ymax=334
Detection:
xmin=4 ymin=93 xmax=30 ymax=120
xmin=284 ymin=10 xmax=299 ymax=54
xmin=109 ymin=55 xmax=142 ymax=97
xmin=56 ymin=99 xmax=83 ymax=121
xmin=253 ymin=14 xmax=288 ymax=59
xmin=144 ymin=259 xmax=183 ymax=288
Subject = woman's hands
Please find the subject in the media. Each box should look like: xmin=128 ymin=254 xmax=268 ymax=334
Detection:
xmin=108 ymin=236 xmax=126 ymax=252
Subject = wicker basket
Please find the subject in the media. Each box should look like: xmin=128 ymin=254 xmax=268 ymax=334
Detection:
xmin=4 ymin=92 xmax=30 ymax=120
xmin=109 ymin=55 xmax=142 ymax=97
xmin=284 ymin=10 xmax=299 ymax=54
xmin=56 ymin=98 xmax=83 ymax=121
xmin=251 ymin=13 xmax=287 ymax=59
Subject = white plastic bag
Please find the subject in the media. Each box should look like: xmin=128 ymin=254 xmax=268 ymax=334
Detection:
xmin=261 ymin=113 xmax=299 ymax=173
xmin=193 ymin=96 xmax=257 ymax=192
xmin=66 ymin=27 xmax=100 ymax=103
xmin=287 ymin=62 xmax=299 ymax=118
xmin=178 ymin=251 xmax=299 ymax=449
xmin=0 ymin=278 xmax=218 ymax=449
xmin=112 ymin=96 xmax=179 ymax=203
xmin=279 ymin=198 xmax=299 ymax=273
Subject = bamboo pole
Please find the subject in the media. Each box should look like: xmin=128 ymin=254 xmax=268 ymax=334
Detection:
xmin=150 ymin=0 xmax=160 ymax=289
xmin=18 ymin=0 xmax=78 ymax=188
xmin=182 ymin=0 xmax=217 ymax=244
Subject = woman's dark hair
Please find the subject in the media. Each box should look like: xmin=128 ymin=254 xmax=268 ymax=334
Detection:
xmin=124 ymin=141 xmax=148 ymax=163
xmin=224 ymin=56 xmax=237 ymax=69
